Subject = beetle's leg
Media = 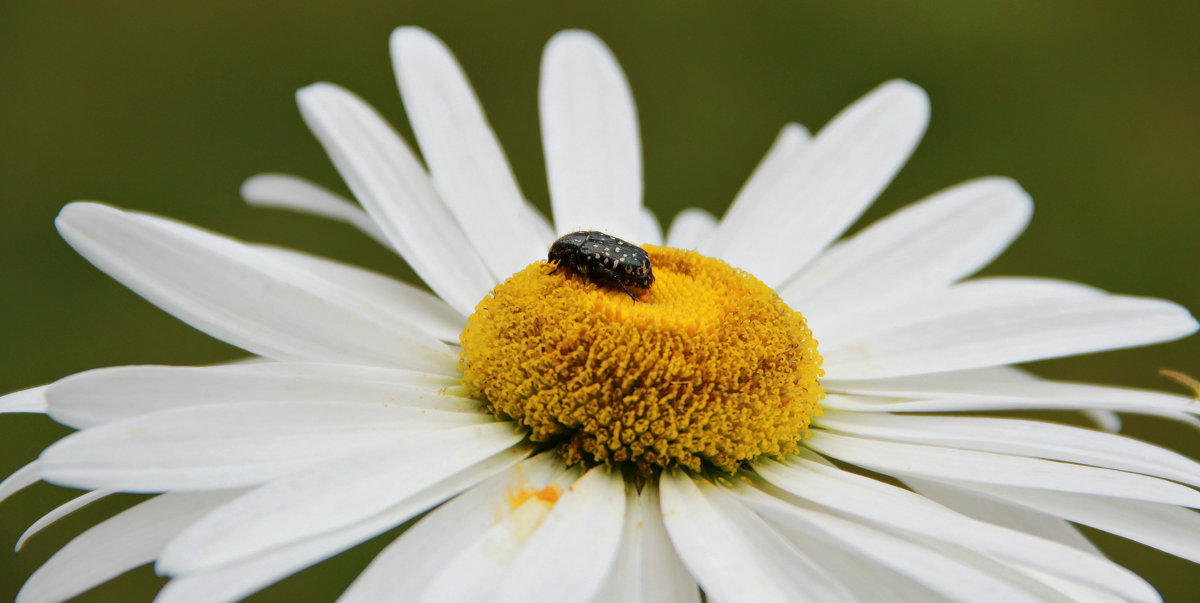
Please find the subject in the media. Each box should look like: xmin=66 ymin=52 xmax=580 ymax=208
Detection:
xmin=617 ymin=281 xmax=638 ymax=301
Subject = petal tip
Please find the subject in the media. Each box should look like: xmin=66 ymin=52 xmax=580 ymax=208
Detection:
xmin=873 ymin=79 xmax=931 ymax=126
xmin=239 ymin=174 xmax=277 ymax=203
xmin=55 ymin=202 xmax=114 ymax=233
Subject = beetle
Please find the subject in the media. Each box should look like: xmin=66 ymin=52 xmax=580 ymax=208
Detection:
xmin=547 ymin=231 xmax=654 ymax=300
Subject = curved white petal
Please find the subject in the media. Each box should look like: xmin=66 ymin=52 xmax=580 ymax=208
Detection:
xmin=487 ymin=467 xmax=626 ymax=602
xmin=296 ymin=82 xmax=495 ymax=315
xmin=734 ymin=484 xmax=1066 ymax=603
xmin=776 ymin=531 xmax=948 ymax=601
xmin=704 ymin=81 xmax=929 ymax=286
xmin=240 ymin=173 xmax=392 ymax=247
xmin=39 ymin=401 xmax=490 ymax=491
xmin=15 ymin=491 xmax=240 ymax=603
xmin=806 ymin=431 xmax=1200 ymax=508
xmin=1015 ymin=567 xmax=1127 ymax=603
xmin=816 ymin=411 xmax=1200 ymax=487
xmin=391 ymin=27 xmax=548 ymax=279
xmin=158 ymin=422 xmax=523 ymax=574
xmin=1082 ymin=408 xmax=1123 ymax=433
xmin=664 ymin=208 xmax=718 ymax=250
xmin=903 ymin=477 xmax=1103 ymax=554
xmin=659 ymin=471 xmax=855 ymax=603
xmin=56 ymin=203 xmax=458 ymax=372
xmin=157 ymin=449 xmax=525 ymax=603
xmin=339 ymin=453 xmax=578 ymax=602
xmin=16 ymin=489 xmax=113 ymax=551
xmin=724 ymin=124 xmax=811 ymax=226
xmin=591 ymin=483 xmax=699 ymax=603
xmin=823 ymin=367 xmax=1200 ymax=420
xmin=781 ymin=177 xmax=1032 ymax=329
xmin=914 ymin=478 xmax=1200 ymax=564
xmin=638 ymin=207 xmax=663 ymax=246
xmin=254 ymin=244 xmax=466 ymax=342
xmin=44 ymin=362 xmax=466 ymax=429
xmin=1 ymin=385 xmax=48 ymax=414
xmin=540 ymin=30 xmax=643 ymax=240
xmin=755 ymin=453 xmax=1155 ymax=599
xmin=0 ymin=461 xmax=41 ymax=505
xmin=821 ymin=277 xmax=1198 ymax=379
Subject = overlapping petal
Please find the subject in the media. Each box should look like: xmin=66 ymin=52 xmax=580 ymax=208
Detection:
xmin=296 ymin=83 xmax=496 ymax=315
xmin=56 ymin=203 xmax=458 ymax=372
xmin=156 ymin=449 xmax=525 ymax=602
xmin=38 ymin=401 xmax=491 ymax=491
xmin=340 ymin=454 xmax=624 ymax=602
xmin=157 ymin=422 xmax=523 ymax=574
xmin=240 ymin=173 xmax=392 ymax=247
xmin=821 ymin=277 xmax=1197 ymax=379
xmin=391 ymin=27 xmax=550 ymax=280
xmin=704 ymin=81 xmax=929 ymax=286
xmin=780 ymin=177 xmax=1033 ymax=331
xmin=16 ymin=491 xmax=242 ymax=603
xmin=659 ymin=471 xmax=855 ymax=602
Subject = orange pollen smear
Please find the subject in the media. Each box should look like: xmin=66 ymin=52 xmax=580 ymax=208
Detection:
xmin=459 ymin=246 xmax=824 ymax=477
xmin=508 ymin=483 xmax=564 ymax=509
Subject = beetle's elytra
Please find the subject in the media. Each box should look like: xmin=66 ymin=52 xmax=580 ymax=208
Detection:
xmin=548 ymin=231 xmax=654 ymax=300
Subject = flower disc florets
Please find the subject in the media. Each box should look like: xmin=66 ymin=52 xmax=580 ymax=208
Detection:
xmin=459 ymin=246 xmax=824 ymax=476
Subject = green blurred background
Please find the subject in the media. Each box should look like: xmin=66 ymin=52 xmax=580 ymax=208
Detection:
xmin=2 ymin=0 xmax=1198 ymax=600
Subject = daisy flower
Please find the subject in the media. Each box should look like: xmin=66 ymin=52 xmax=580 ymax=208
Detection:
xmin=5 ymin=26 xmax=1200 ymax=602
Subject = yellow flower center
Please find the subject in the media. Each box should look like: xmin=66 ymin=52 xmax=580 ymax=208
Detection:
xmin=459 ymin=246 xmax=824 ymax=476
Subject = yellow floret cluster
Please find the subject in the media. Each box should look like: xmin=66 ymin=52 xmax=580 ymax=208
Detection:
xmin=459 ymin=246 xmax=824 ymax=476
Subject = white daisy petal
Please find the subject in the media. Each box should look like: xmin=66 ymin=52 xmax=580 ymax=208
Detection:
xmin=726 ymin=124 xmax=811 ymax=221
xmin=664 ymin=208 xmax=718 ymax=250
xmin=704 ymin=81 xmax=929 ymax=286
xmin=819 ymin=276 xmax=1103 ymax=341
xmin=1 ymin=385 xmax=48 ymax=414
xmin=39 ymin=401 xmax=490 ymax=491
xmin=44 ymin=362 xmax=464 ymax=429
xmin=823 ymin=367 xmax=1200 ymax=420
xmin=253 ymin=244 xmax=467 ymax=342
xmin=339 ymin=453 xmax=569 ymax=601
xmin=488 ymin=467 xmax=626 ymax=602
xmin=16 ymin=489 xmax=113 ymax=550
xmin=591 ymin=483 xmax=699 ymax=603
xmin=755 ymin=453 xmax=1156 ymax=599
xmin=1015 ymin=568 xmax=1127 ymax=603
xmin=295 ymin=82 xmax=495 ymax=315
xmin=0 ymin=461 xmax=41 ymax=505
xmin=807 ymin=431 xmax=1200 ymax=508
xmin=240 ymin=173 xmax=392 ymax=248
xmin=638 ymin=207 xmax=663 ymax=246
xmin=391 ymin=27 xmax=547 ymax=279
xmin=540 ymin=30 xmax=643 ymax=240
xmin=816 ymin=411 xmax=1200 ymax=487
xmin=1082 ymin=409 xmax=1123 ymax=433
xmin=902 ymin=477 xmax=1103 ymax=554
xmin=659 ymin=471 xmax=855 ymax=603
xmin=158 ymin=422 xmax=522 ymax=575
xmin=56 ymin=203 xmax=458 ymax=372
xmin=734 ymin=483 xmax=1068 ymax=603
xmin=912 ymin=478 xmax=1200 ymax=564
xmin=158 ymin=449 xmax=525 ymax=603
xmin=781 ymin=177 xmax=1032 ymax=329
xmin=771 ymin=530 xmax=946 ymax=601
xmin=16 ymin=491 xmax=241 ymax=603
xmin=821 ymin=277 xmax=1198 ymax=379
xmin=523 ymin=203 xmax=557 ymax=248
